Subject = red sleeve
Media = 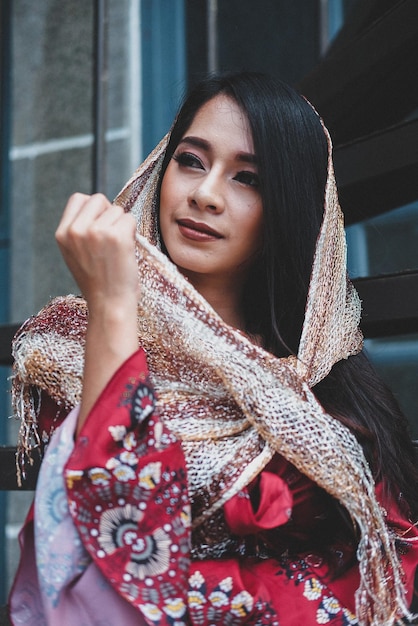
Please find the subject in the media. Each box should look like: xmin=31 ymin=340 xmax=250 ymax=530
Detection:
xmin=63 ymin=348 xmax=191 ymax=618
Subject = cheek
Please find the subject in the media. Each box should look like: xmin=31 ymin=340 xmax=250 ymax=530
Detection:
xmin=159 ymin=163 xmax=185 ymax=220
xmin=159 ymin=169 xmax=175 ymax=236
xmin=159 ymin=171 xmax=170 ymax=217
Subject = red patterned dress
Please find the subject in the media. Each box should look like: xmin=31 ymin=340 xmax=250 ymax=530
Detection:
xmin=9 ymin=349 xmax=418 ymax=625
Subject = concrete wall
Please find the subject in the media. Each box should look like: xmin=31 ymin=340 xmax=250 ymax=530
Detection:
xmin=10 ymin=0 xmax=137 ymax=324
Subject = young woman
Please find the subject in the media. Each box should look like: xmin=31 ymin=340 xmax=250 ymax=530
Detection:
xmin=9 ymin=72 xmax=418 ymax=625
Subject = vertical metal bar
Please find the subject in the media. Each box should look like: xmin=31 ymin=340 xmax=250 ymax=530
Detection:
xmin=0 ymin=0 xmax=11 ymax=605
xmin=0 ymin=1 xmax=11 ymax=251
xmin=129 ymin=0 xmax=142 ymax=172
xmin=92 ymin=0 xmax=109 ymax=193
xmin=207 ymin=0 xmax=218 ymax=73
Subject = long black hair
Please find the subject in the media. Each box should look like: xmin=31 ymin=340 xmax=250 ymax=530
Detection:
xmin=158 ymin=72 xmax=418 ymax=523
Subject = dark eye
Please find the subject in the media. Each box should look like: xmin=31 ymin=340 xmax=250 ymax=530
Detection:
xmin=234 ymin=171 xmax=260 ymax=188
xmin=173 ymin=152 xmax=203 ymax=169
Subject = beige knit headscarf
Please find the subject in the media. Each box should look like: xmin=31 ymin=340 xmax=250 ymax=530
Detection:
xmin=11 ymin=121 xmax=413 ymax=625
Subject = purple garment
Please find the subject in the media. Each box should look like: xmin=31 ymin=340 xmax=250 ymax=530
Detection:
xmin=9 ymin=407 xmax=146 ymax=626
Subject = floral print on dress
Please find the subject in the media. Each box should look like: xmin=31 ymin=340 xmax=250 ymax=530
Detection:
xmin=130 ymin=378 xmax=157 ymax=425
xmin=65 ymin=375 xmax=192 ymax=624
xmin=273 ymin=555 xmax=358 ymax=624
xmin=305 ymin=577 xmax=357 ymax=624
xmin=187 ymin=571 xmax=279 ymax=625
xmin=97 ymin=501 xmax=172 ymax=581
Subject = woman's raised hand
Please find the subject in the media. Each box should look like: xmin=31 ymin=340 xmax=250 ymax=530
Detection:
xmin=55 ymin=192 xmax=139 ymax=309
xmin=55 ymin=193 xmax=140 ymax=432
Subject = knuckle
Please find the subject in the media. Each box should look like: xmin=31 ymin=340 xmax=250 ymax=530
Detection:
xmin=91 ymin=192 xmax=110 ymax=207
xmin=68 ymin=192 xmax=89 ymax=207
xmin=71 ymin=192 xmax=87 ymax=201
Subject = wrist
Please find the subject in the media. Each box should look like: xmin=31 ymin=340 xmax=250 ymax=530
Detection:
xmin=88 ymin=298 xmax=138 ymax=324
xmin=86 ymin=298 xmax=139 ymax=356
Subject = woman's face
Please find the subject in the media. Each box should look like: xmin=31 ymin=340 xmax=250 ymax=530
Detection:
xmin=159 ymin=95 xmax=263 ymax=288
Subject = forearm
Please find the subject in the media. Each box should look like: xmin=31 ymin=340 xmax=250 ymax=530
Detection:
xmin=77 ymin=297 xmax=139 ymax=435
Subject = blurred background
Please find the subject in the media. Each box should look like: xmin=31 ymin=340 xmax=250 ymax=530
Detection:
xmin=1 ymin=0 xmax=418 ymax=604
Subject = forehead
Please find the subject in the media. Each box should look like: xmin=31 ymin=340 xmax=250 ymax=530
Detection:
xmin=184 ymin=95 xmax=254 ymax=153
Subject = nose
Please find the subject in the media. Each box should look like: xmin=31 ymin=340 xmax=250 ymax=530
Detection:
xmin=189 ymin=172 xmax=225 ymax=214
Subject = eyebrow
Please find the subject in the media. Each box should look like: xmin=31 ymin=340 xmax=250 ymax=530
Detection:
xmin=178 ymin=136 xmax=258 ymax=164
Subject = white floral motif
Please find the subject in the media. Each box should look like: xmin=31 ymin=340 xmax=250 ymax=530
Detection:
xmin=188 ymin=589 xmax=207 ymax=608
xmin=112 ymin=464 xmax=136 ymax=482
xmin=219 ymin=576 xmax=233 ymax=593
xmin=105 ymin=457 xmax=120 ymax=470
xmin=162 ymin=597 xmax=187 ymax=618
xmin=316 ymin=608 xmax=331 ymax=624
xmin=304 ymin=577 xmax=324 ymax=601
xmin=230 ymin=590 xmax=254 ymax=617
xmin=208 ymin=590 xmax=229 ymax=607
xmin=108 ymin=424 xmax=127 ymax=441
xmin=88 ymin=468 xmax=111 ymax=485
xmin=139 ymin=603 xmax=163 ymax=621
xmin=139 ymin=462 xmax=162 ymax=490
xmin=322 ymin=596 xmax=341 ymax=615
xmin=119 ymin=451 xmax=138 ymax=466
xmin=189 ymin=571 xmax=205 ymax=588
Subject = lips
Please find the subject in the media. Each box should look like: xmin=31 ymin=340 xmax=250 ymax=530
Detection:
xmin=177 ymin=218 xmax=223 ymax=240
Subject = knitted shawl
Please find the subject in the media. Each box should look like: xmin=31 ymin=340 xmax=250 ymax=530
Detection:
xmin=11 ymin=127 xmax=413 ymax=625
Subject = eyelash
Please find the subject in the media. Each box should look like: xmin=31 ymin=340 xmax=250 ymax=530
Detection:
xmin=173 ymin=151 xmax=259 ymax=189
xmin=234 ymin=171 xmax=260 ymax=188
xmin=173 ymin=152 xmax=202 ymax=169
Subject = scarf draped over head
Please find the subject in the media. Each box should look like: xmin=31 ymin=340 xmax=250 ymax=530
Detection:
xmin=11 ymin=117 xmax=413 ymax=626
